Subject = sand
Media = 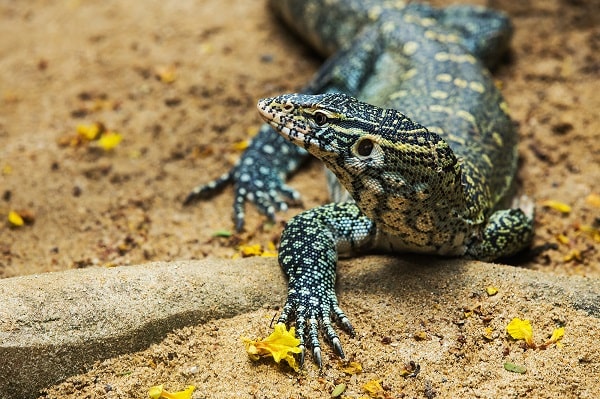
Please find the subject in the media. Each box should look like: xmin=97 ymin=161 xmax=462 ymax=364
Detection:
xmin=0 ymin=0 xmax=598 ymax=397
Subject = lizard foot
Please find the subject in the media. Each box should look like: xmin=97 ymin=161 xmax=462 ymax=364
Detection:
xmin=277 ymin=290 xmax=355 ymax=368
xmin=183 ymin=152 xmax=302 ymax=231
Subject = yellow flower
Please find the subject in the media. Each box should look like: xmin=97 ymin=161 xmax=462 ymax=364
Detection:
xmin=242 ymin=323 xmax=302 ymax=371
xmin=506 ymin=318 xmax=535 ymax=348
xmin=148 ymin=385 xmax=195 ymax=399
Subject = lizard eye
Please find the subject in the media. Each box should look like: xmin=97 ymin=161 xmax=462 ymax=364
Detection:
xmin=356 ymin=138 xmax=374 ymax=156
xmin=313 ymin=111 xmax=329 ymax=126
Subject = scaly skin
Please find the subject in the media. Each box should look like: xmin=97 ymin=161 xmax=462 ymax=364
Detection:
xmin=186 ymin=1 xmax=534 ymax=366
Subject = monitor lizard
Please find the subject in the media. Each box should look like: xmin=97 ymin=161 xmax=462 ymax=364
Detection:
xmin=185 ymin=0 xmax=534 ymax=367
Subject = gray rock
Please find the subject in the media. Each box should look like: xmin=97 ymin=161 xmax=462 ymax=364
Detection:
xmin=0 ymin=258 xmax=286 ymax=399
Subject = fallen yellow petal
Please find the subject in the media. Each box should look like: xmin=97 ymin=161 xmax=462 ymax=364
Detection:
xmin=483 ymin=327 xmax=494 ymax=340
xmin=563 ymin=249 xmax=582 ymax=262
xmin=76 ymin=123 xmax=103 ymax=140
xmin=486 ymin=286 xmax=498 ymax=296
xmin=550 ymin=327 xmax=564 ymax=342
xmin=239 ymin=244 xmax=263 ymax=257
xmin=506 ymin=318 xmax=535 ymax=348
xmin=148 ymin=385 xmax=195 ymax=399
xmin=246 ymin=126 xmax=259 ymax=137
xmin=540 ymin=326 xmax=565 ymax=349
xmin=578 ymin=224 xmax=600 ymax=243
xmin=8 ymin=210 xmax=24 ymax=227
xmin=242 ymin=323 xmax=302 ymax=371
xmin=362 ymin=379 xmax=384 ymax=397
xmin=585 ymin=193 xmax=600 ymax=208
xmin=97 ymin=131 xmax=122 ymax=150
xmin=148 ymin=385 xmax=164 ymax=399
xmin=541 ymin=200 xmax=571 ymax=214
xmin=555 ymin=234 xmax=570 ymax=245
xmin=340 ymin=361 xmax=363 ymax=374
xmin=232 ymin=140 xmax=249 ymax=151
xmin=155 ymin=65 xmax=177 ymax=83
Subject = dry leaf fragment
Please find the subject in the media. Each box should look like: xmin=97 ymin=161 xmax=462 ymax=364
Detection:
xmin=242 ymin=323 xmax=302 ymax=371
xmin=504 ymin=362 xmax=526 ymax=374
xmin=331 ymin=383 xmax=347 ymax=397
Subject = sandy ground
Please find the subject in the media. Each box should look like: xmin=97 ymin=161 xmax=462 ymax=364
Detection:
xmin=0 ymin=0 xmax=599 ymax=397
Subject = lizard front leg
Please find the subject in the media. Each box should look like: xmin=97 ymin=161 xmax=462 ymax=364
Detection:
xmin=277 ymin=202 xmax=376 ymax=367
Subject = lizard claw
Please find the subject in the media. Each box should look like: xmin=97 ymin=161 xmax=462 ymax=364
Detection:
xmin=312 ymin=346 xmax=323 ymax=369
xmin=331 ymin=337 xmax=345 ymax=359
xmin=183 ymin=171 xmax=232 ymax=206
xmin=298 ymin=345 xmax=306 ymax=368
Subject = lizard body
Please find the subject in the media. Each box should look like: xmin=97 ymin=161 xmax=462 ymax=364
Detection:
xmin=186 ymin=0 xmax=534 ymax=366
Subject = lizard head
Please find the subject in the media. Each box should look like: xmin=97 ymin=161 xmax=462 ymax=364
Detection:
xmin=258 ymin=93 xmax=464 ymax=224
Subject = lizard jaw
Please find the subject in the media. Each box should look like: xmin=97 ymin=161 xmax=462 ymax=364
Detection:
xmin=257 ymin=96 xmax=318 ymax=150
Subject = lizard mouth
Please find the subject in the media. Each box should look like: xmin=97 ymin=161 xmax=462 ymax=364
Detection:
xmin=257 ymin=96 xmax=313 ymax=145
